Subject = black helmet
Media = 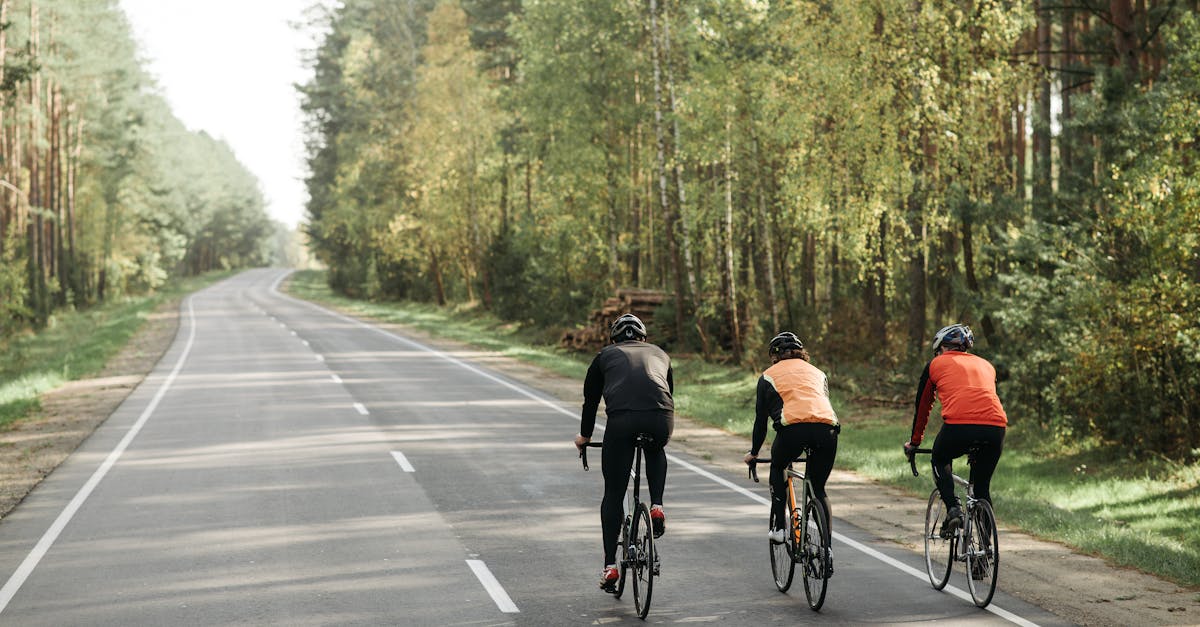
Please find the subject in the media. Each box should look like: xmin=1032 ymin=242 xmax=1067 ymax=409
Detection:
xmin=768 ymin=331 xmax=804 ymax=356
xmin=932 ymin=323 xmax=974 ymax=354
xmin=610 ymin=313 xmax=647 ymax=342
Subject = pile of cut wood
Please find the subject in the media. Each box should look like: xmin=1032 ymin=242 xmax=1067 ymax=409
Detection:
xmin=560 ymin=288 xmax=669 ymax=352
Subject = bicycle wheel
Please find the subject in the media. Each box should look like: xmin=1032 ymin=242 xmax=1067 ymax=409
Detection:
xmin=801 ymin=497 xmax=829 ymax=611
xmin=614 ymin=514 xmax=630 ymax=599
xmin=630 ymin=503 xmax=655 ymax=619
xmin=923 ymin=490 xmax=954 ymax=590
xmin=965 ymin=500 xmax=999 ymax=607
xmin=769 ymin=490 xmax=796 ymax=592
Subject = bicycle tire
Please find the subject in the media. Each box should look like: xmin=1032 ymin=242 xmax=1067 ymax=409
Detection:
xmin=614 ymin=514 xmax=630 ymax=599
xmin=769 ymin=487 xmax=797 ymax=592
xmin=630 ymin=503 xmax=655 ymax=619
xmin=966 ymin=500 xmax=999 ymax=607
xmin=801 ymin=497 xmax=829 ymax=611
xmin=923 ymin=490 xmax=954 ymax=590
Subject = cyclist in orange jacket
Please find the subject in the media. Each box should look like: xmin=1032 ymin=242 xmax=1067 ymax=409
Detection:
xmin=743 ymin=332 xmax=839 ymax=549
xmin=904 ymin=324 xmax=1007 ymax=536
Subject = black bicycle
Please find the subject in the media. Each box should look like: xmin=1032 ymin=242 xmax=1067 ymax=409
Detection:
xmin=907 ymin=447 xmax=999 ymax=607
xmin=749 ymin=455 xmax=830 ymax=611
xmin=581 ymin=435 xmax=659 ymax=619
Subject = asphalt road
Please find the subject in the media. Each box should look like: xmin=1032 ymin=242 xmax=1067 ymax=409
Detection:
xmin=0 ymin=269 xmax=1069 ymax=625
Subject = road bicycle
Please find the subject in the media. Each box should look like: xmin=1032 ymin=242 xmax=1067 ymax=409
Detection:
xmin=748 ymin=454 xmax=830 ymax=611
xmin=907 ymin=446 xmax=999 ymax=607
xmin=581 ymin=435 xmax=660 ymax=619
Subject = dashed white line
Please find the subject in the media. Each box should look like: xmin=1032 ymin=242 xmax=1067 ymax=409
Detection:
xmin=390 ymin=451 xmax=415 ymax=472
xmin=466 ymin=560 xmax=518 ymax=613
xmin=353 ymin=402 xmax=368 ymax=415
xmin=330 ymin=374 xmax=343 ymax=384
xmin=301 ymin=340 xmax=309 ymax=347
xmin=315 ymin=354 xmax=325 ymax=362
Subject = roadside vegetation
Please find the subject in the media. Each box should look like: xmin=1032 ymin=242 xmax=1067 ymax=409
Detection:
xmin=287 ymin=269 xmax=1200 ymax=589
xmin=0 ymin=272 xmax=233 ymax=431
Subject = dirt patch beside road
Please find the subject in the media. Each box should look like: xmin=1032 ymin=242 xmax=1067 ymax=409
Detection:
xmin=2 ymin=294 xmax=1196 ymax=625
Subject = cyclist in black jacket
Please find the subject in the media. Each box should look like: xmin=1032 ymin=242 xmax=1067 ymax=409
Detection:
xmin=574 ymin=313 xmax=674 ymax=592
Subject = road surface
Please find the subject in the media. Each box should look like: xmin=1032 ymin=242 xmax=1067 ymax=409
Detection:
xmin=0 ymin=269 xmax=1068 ymax=625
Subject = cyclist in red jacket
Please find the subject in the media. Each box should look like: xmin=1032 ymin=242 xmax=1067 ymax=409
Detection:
xmin=904 ymin=324 xmax=1007 ymax=536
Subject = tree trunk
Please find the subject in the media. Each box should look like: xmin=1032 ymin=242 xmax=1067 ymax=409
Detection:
xmin=1110 ymin=0 xmax=1139 ymax=80
xmin=660 ymin=0 xmax=698 ymax=314
xmin=722 ymin=112 xmax=741 ymax=358
xmin=750 ymin=132 xmax=779 ymax=332
xmin=1033 ymin=0 xmax=1053 ymax=219
xmin=647 ymin=0 xmax=685 ymax=341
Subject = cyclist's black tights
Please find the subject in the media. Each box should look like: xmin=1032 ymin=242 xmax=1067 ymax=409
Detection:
xmin=601 ymin=410 xmax=673 ymax=565
xmin=770 ymin=422 xmax=838 ymax=541
xmin=931 ymin=423 xmax=1005 ymax=510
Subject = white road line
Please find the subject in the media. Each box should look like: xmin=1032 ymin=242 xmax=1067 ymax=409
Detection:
xmin=331 ymin=374 xmax=343 ymax=384
xmin=0 ymin=298 xmax=199 ymax=616
xmin=290 ymin=330 xmax=297 ymax=336
xmin=315 ymin=354 xmax=325 ymax=362
xmin=301 ymin=340 xmax=309 ymax=347
xmin=354 ymin=402 xmax=369 ymax=415
xmin=390 ymin=451 xmax=415 ymax=472
xmin=270 ymin=271 xmax=1039 ymax=626
xmin=465 ymin=560 xmax=519 ymax=613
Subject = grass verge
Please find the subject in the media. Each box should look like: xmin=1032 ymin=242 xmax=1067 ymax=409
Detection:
xmin=285 ymin=269 xmax=1199 ymax=589
xmin=0 ymin=271 xmax=235 ymax=430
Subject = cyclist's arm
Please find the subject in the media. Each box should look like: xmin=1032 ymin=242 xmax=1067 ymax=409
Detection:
xmin=666 ymin=365 xmax=674 ymax=396
xmin=750 ymin=375 xmax=775 ymax=456
xmin=909 ymin=361 xmax=935 ymax=445
xmin=580 ymin=354 xmax=605 ymax=438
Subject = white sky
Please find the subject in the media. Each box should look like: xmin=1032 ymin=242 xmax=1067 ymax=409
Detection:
xmin=119 ymin=1 xmax=327 ymax=229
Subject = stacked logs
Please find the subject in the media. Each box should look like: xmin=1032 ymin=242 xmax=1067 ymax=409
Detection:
xmin=560 ymin=288 xmax=669 ymax=352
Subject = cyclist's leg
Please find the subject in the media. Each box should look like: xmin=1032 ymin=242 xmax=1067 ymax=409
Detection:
xmin=641 ymin=411 xmax=673 ymax=506
xmin=930 ymin=425 xmax=969 ymax=510
xmin=801 ymin=423 xmax=838 ymax=543
xmin=601 ymin=414 xmax=636 ymax=565
xmin=965 ymin=425 xmax=1006 ymax=505
xmin=768 ymin=428 xmax=800 ymax=528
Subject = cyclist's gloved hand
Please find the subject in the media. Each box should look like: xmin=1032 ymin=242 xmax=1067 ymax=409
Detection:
xmin=574 ymin=434 xmax=590 ymax=451
xmin=743 ymin=451 xmax=757 ymax=466
xmin=903 ymin=441 xmax=918 ymax=457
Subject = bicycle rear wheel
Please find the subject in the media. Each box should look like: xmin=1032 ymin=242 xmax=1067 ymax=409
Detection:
xmin=801 ymin=498 xmax=829 ymax=611
xmin=966 ymin=500 xmax=999 ymax=607
xmin=630 ymin=503 xmax=655 ymax=619
xmin=769 ymin=492 xmax=796 ymax=592
xmin=923 ymin=490 xmax=954 ymax=590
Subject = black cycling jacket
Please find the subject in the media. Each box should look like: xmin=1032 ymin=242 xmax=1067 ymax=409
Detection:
xmin=580 ymin=340 xmax=674 ymax=438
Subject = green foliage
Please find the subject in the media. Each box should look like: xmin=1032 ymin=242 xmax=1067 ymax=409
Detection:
xmin=301 ymin=0 xmax=1200 ymax=460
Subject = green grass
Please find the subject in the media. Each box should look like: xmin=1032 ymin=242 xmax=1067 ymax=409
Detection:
xmin=0 ymin=271 xmax=235 ymax=430
xmin=284 ymin=269 xmax=1200 ymax=589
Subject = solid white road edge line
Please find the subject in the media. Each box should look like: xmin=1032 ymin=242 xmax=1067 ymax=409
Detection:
xmin=0 ymin=297 xmax=199 ymax=616
xmin=466 ymin=560 xmax=519 ymax=613
xmin=270 ymin=271 xmax=1039 ymax=627
xmin=391 ymin=451 xmax=415 ymax=472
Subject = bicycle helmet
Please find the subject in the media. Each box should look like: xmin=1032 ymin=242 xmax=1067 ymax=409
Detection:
xmin=768 ymin=331 xmax=804 ymax=356
xmin=931 ymin=323 xmax=974 ymax=354
xmin=610 ymin=313 xmax=647 ymax=342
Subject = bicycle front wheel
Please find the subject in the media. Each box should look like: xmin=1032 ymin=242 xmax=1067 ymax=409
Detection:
xmin=801 ymin=498 xmax=829 ymax=611
xmin=630 ymin=503 xmax=656 ymax=619
xmin=923 ymin=490 xmax=954 ymax=590
xmin=615 ymin=514 xmax=630 ymax=599
xmin=769 ymin=493 xmax=796 ymax=593
xmin=966 ymin=500 xmax=999 ymax=607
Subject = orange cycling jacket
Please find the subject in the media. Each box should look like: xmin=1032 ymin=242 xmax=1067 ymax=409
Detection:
xmin=909 ymin=351 xmax=1007 ymax=445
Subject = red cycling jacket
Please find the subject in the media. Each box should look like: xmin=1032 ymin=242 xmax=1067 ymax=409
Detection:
xmin=909 ymin=351 xmax=1007 ymax=445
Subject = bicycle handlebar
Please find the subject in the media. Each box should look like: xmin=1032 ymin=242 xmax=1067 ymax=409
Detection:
xmin=746 ymin=457 xmax=771 ymax=483
xmin=906 ymin=447 xmax=933 ymax=477
xmin=579 ymin=441 xmax=603 ymax=471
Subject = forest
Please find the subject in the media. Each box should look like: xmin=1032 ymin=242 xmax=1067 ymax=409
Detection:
xmin=301 ymin=1 xmax=1200 ymax=460
xmin=0 ymin=0 xmax=280 ymax=338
